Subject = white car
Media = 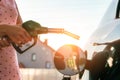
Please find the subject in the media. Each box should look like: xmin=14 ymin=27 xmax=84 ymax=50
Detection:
xmin=83 ymin=0 xmax=120 ymax=80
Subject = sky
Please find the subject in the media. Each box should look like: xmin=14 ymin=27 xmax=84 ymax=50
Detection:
xmin=16 ymin=0 xmax=112 ymax=50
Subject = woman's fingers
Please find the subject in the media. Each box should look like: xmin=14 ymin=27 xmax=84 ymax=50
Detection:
xmin=0 ymin=39 xmax=10 ymax=49
xmin=6 ymin=26 xmax=32 ymax=46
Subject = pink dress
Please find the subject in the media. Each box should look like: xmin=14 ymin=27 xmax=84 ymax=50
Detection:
xmin=0 ymin=0 xmax=22 ymax=80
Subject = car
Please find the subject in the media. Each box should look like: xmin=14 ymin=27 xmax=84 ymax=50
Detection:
xmin=83 ymin=0 xmax=120 ymax=80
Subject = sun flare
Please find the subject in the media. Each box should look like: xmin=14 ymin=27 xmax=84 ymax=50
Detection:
xmin=39 ymin=33 xmax=89 ymax=50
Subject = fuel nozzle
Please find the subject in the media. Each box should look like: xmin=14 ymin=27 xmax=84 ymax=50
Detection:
xmin=13 ymin=20 xmax=80 ymax=53
xmin=22 ymin=20 xmax=80 ymax=40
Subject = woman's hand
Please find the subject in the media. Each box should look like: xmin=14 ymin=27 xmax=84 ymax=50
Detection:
xmin=7 ymin=25 xmax=32 ymax=46
xmin=0 ymin=24 xmax=32 ymax=47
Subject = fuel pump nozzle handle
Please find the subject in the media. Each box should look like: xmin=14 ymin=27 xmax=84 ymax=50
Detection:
xmin=13 ymin=20 xmax=80 ymax=53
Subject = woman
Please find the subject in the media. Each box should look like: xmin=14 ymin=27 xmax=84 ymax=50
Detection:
xmin=0 ymin=0 xmax=31 ymax=80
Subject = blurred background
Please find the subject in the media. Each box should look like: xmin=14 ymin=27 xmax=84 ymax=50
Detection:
xmin=16 ymin=0 xmax=112 ymax=50
xmin=15 ymin=0 xmax=113 ymax=80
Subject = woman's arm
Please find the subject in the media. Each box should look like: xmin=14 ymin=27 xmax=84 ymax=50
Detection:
xmin=16 ymin=12 xmax=23 ymax=25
